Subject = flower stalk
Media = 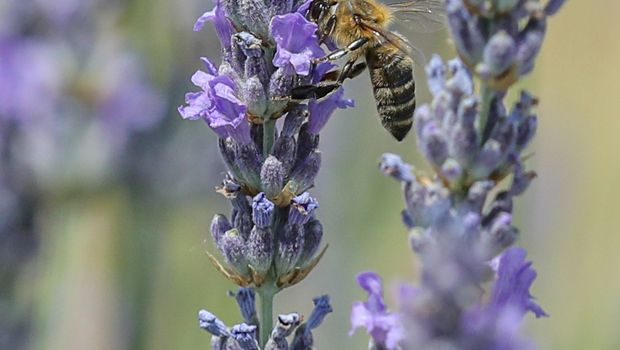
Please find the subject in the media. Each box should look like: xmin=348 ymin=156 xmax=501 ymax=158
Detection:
xmin=180 ymin=0 xmax=352 ymax=347
xmin=258 ymin=284 xmax=277 ymax=347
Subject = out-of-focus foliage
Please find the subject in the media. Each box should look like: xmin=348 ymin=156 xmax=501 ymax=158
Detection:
xmin=1 ymin=0 xmax=618 ymax=349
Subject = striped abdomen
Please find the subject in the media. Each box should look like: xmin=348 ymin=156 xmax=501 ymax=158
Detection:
xmin=365 ymin=46 xmax=416 ymax=141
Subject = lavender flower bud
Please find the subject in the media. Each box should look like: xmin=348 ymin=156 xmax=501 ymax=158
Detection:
xmin=510 ymin=162 xmax=536 ymax=196
xmin=516 ymin=15 xmax=546 ymax=76
xmin=545 ymin=0 xmax=566 ymax=16
xmin=379 ymin=153 xmax=414 ymax=183
xmin=296 ymin=123 xmax=320 ymax=163
xmin=426 ymin=54 xmax=446 ymax=97
xmin=232 ymin=195 xmax=254 ymax=239
xmin=247 ymin=225 xmax=274 ymax=275
xmin=211 ymin=214 xmax=232 ymax=250
xmin=265 ymin=313 xmax=301 ymax=350
xmin=483 ymin=212 xmax=518 ymax=255
xmin=281 ymin=107 xmax=306 ymax=137
xmin=446 ymin=0 xmax=485 ymax=65
xmin=234 ymin=288 xmax=257 ymax=325
xmin=220 ymin=229 xmax=251 ymax=276
xmin=450 ymin=97 xmax=478 ymax=164
xmin=252 ymin=193 xmax=275 ymax=228
xmin=289 ymin=193 xmax=319 ymax=226
xmin=290 ymin=296 xmax=333 ymax=350
xmin=417 ymin=123 xmax=449 ymax=168
xmin=306 ymin=295 xmax=332 ymax=330
xmin=243 ymin=76 xmax=268 ymax=116
xmin=473 ymin=139 xmax=503 ymax=178
xmin=275 ymin=223 xmax=305 ymax=275
xmin=289 ymin=151 xmax=321 ymax=194
xmin=440 ymin=158 xmax=463 ymax=183
xmin=447 ymin=58 xmax=475 ymax=95
xmin=297 ymin=219 xmax=323 ymax=267
xmin=219 ymin=138 xmax=243 ymax=180
xmin=261 ymin=156 xmax=286 ymax=199
xmin=269 ymin=65 xmax=295 ymax=100
xmin=478 ymin=31 xmax=517 ymax=79
xmin=199 ymin=310 xmax=231 ymax=337
xmin=272 ymin=136 xmax=297 ymax=173
xmin=235 ymin=143 xmax=262 ymax=189
xmin=483 ymin=191 xmax=513 ymax=226
xmin=465 ymin=180 xmax=495 ymax=213
xmin=231 ymin=323 xmax=260 ymax=350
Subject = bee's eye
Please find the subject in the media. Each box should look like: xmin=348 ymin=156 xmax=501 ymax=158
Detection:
xmin=310 ymin=1 xmax=324 ymax=21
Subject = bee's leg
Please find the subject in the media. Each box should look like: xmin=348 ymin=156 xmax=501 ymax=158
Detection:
xmin=337 ymin=60 xmax=366 ymax=83
xmin=291 ymin=60 xmax=367 ymax=100
xmin=314 ymin=37 xmax=369 ymax=63
xmin=319 ymin=15 xmax=338 ymax=44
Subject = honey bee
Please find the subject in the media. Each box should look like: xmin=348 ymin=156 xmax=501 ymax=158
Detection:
xmin=292 ymin=0 xmax=445 ymax=141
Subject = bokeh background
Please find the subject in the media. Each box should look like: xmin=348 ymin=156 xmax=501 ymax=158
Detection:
xmin=1 ymin=0 xmax=618 ymax=349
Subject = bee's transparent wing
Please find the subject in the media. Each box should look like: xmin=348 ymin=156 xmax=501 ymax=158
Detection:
xmin=389 ymin=0 xmax=447 ymax=33
xmin=358 ymin=18 xmax=428 ymax=66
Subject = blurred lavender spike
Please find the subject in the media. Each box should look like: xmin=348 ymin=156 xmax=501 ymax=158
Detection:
xmin=351 ymin=0 xmax=565 ymax=349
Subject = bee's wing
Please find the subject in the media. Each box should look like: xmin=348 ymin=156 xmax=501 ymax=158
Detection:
xmin=358 ymin=18 xmax=427 ymax=64
xmin=389 ymin=0 xmax=447 ymax=33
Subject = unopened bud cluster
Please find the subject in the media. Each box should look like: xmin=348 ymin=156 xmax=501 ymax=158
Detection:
xmin=199 ymin=288 xmax=333 ymax=350
xmin=447 ymin=0 xmax=565 ymax=89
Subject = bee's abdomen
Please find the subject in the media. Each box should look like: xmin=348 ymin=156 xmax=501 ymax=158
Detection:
xmin=366 ymin=48 xmax=416 ymax=141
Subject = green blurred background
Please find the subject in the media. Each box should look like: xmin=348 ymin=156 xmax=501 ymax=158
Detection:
xmin=3 ymin=0 xmax=619 ymax=349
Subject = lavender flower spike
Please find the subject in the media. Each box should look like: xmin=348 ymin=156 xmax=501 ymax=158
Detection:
xmin=184 ymin=0 xmax=352 ymax=346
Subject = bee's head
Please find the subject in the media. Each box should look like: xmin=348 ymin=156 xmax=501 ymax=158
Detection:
xmin=307 ymin=0 xmax=331 ymax=23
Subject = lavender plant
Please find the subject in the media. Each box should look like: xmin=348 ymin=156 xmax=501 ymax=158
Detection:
xmin=350 ymin=0 xmax=565 ymax=349
xmin=178 ymin=0 xmax=353 ymax=347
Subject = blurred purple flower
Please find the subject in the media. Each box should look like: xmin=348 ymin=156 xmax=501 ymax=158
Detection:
xmin=194 ymin=0 xmax=235 ymax=48
xmin=178 ymin=58 xmax=251 ymax=144
xmin=271 ymin=13 xmax=324 ymax=75
xmin=307 ymin=88 xmax=354 ymax=134
xmin=97 ymin=55 xmax=165 ymax=147
xmin=350 ymin=272 xmax=403 ymax=350
xmin=0 ymin=38 xmax=62 ymax=123
xmin=490 ymin=247 xmax=548 ymax=318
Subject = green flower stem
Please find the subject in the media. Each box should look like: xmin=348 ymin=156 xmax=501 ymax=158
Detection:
xmin=257 ymin=284 xmax=277 ymax=347
xmin=263 ymin=119 xmax=276 ymax=157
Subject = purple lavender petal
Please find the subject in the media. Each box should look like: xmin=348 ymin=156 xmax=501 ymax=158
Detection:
xmin=194 ymin=0 xmax=234 ymax=48
xmin=490 ymin=247 xmax=548 ymax=318
xmin=271 ymin=13 xmax=324 ymax=75
xmin=307 ymin=88 xmax=354 ymax=134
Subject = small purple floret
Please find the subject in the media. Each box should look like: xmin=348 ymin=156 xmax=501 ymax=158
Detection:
xmin=350 ymin=272 xmax=403 ymax=350
xmin=271 ymin=13 xmax=324 ymax=75
xmin=307 ymin=88 xmax=354 ymax=134
xmin=178 ymin=60 xmax=251 ymax=144
xmin=194 ymin=0 xmax=235 ymax=48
